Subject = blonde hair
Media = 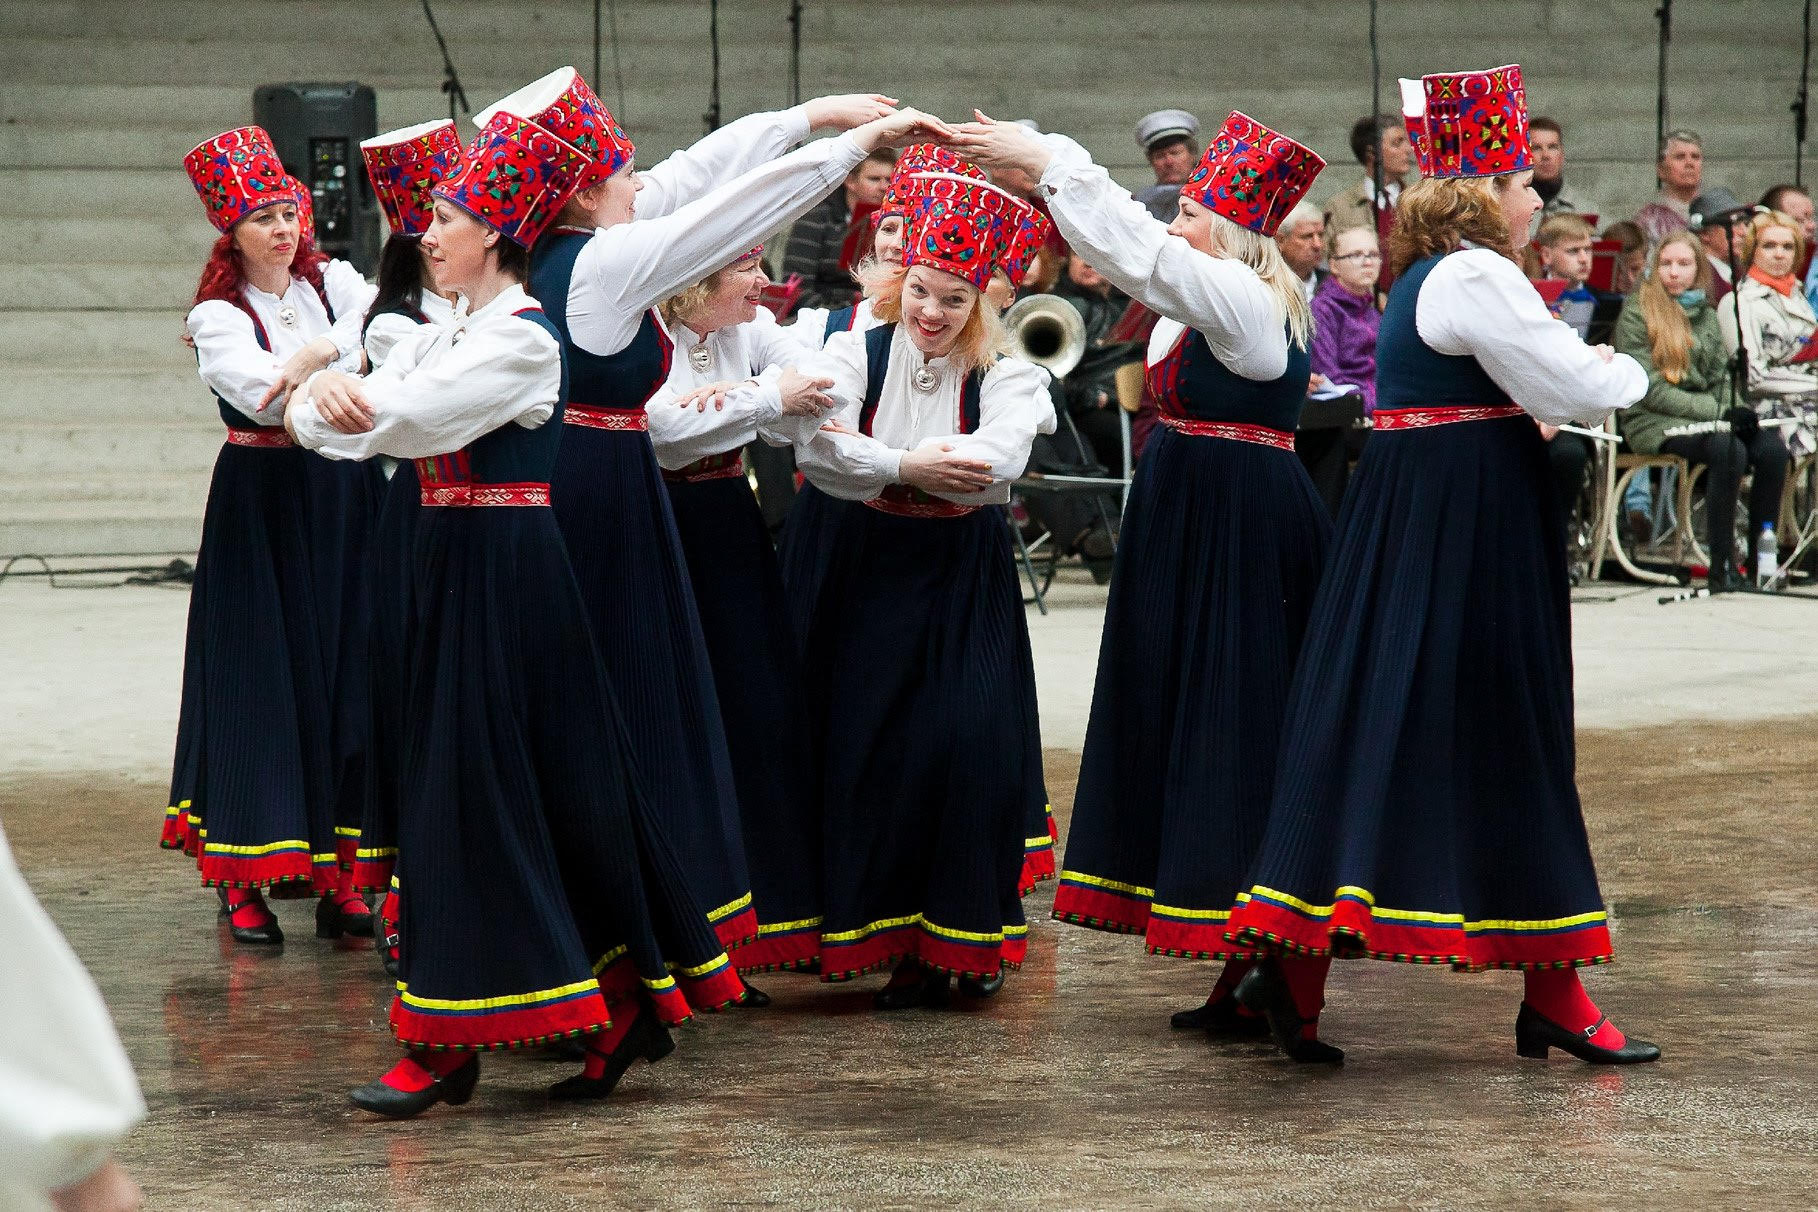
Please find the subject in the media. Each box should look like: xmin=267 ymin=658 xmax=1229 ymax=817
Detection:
xmin=1389 ymin=175 xmax=1518 ymax=276
xmin=1210 ymin=214 xmax=1313 ymax=349
xmin=658 ymin=266 xmax=727 ymax=329
xmin=1634 ymin=230 xmax=1714 ymax=384
xmin=1738 ymin=209 xmax=1807 ymax=274
xmin=1533 ymin=212 xmax=1595 ymax=249
xmin=856 ymin=259 xmax=1009 ymax=375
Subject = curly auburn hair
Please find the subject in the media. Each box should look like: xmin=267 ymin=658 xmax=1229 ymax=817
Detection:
xmin=1388 ymin=175 xmax=1519 ymax=277
xmin=194 ymin=220 xmax=328 ymax=309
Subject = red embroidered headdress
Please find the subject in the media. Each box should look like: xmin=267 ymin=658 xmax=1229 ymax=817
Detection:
xmin=476 ymin=67 xmax=634 ymax=189
xmin=1180 ymin=111 xmax=1326 ymax=237
xmin=284 ymin=176 xmax=314 ymax=242
xmin=901 ymin=173 xmax=1021 ymax=290
xmin=432 ymin=112 xmax=590 ymax=247
xmin=999 ymin=199 xmax=1053 ymax=289
xmin=880 ymin=145 xmax=984 ymax=219
xmin=1402 ymin=64 xmax=1530 ymax=180
xmin=184 ymin=126 xmax=301 ymax=232
xmin=362 ymin=119 xmax=466 ymax=237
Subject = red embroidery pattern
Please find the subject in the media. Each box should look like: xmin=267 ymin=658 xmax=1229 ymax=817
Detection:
xmin=419 ymin=481 xmax=551 ymax=508
xmin=224 ymin=427 xmax=295 ymax=448
xmin=1372 ymin=405 xmax=1526 ymax=430
xmin=1157 ymin=415 xmax=1296 ymax=450
xmin=661 ymin=451 xmax=747 ymax=484
xmin=864 ymin=485 xmax=977 ymax=519
xmin=564 ymin=405 xmax=649 ymax=431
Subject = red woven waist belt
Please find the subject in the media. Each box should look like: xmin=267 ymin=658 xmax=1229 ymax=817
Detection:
xmin=1158 ymin=415 xmax=1296 ymax=450
xmin=661 ymin=451 xmax=747 ymax=484
xmin=419 ymin=481 xmax=550 ymax=507
xmin=864 ymin=485 xmax=977 ymax=519
xmin=224 ymin=427 xmax=295 ymax=448
xmin=565 ymin=404 xmax=649 ymax=431
xmin=1373 ymin=405 xmax=1526 ymax=430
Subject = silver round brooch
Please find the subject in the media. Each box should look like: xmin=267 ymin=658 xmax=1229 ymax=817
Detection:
xmin=275 ymin=304 xmax=300 ymax=330
xmin=688 ymin=345 xmax=713 ymax=373
xmin=912 ymin=365 xmax=939 ymax=393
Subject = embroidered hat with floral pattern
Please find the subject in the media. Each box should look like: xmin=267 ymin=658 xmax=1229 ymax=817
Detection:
xmin=1402 ymin=64 xmax=1530 ymax=180
xmin=901 ymin=172 xmax=1022 ymax=290
xmin=475 ymin=66 xmax=634 ymax=189
xmin=999 ymin=198 xmax=1053 ymax=289
xmin=284 ymin=176 xmax=315 ymax=244
xmin=880 ymin=144 xmax=984 ymax=219
xmin=432 ymin=111 xmax=591 ymax=247
xmin=184 ymin=126 xmax=302 ymax=232
xmin=1180 ymin=111 xmax=1326 ymax=237
xmin=362 ymin=119 xmax=467 ymax=237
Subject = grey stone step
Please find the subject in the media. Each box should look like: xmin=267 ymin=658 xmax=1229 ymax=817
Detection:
xmin=0 ymin=489 xmax=203 ymax=558
xmin=0 ymin=368 xmax=217 ymax=425
xmin=3 ymin=311 xmax=196 ymax=369
xmin=0 ymin=421 xmax=221 ymax=477
xmin=0 ymin=218 xmax=215 ymax=267
xmin=0 ymin=264 xmax=201 ymax=311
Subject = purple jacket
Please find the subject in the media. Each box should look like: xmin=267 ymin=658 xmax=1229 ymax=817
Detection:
xmin=1309 ymin=274 xmax=1380 ymax=413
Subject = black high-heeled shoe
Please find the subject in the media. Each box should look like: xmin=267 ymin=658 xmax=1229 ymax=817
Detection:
xmin=350 ymin=1054 xmax=479 ymax=1119
xmin=217 ymin=887 xmax=283 ymax=946
xmin=957 ymin=970 xmax=1005 ymax=998
xmin=1515 ymin=1003 xmax=1661 ymax=1064
xmin=317 ymin=893 xmax=375 ymax=939
xmin=1170 ymin=995 xmax=1271 ymax=1037
xmin=548 ymin=1010 xmax=676 ymax=1101
xmin=736 ymin=981 xmax=771 ymax=1008
xmin=1234 ymin=960 xmax=1344 ymax=1065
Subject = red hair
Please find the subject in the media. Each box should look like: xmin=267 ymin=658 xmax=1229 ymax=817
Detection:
xmin=194 ymin=228 xmax=329 ymax=307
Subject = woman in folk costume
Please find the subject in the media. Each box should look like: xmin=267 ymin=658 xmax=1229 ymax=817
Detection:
xmin=164 ymin=125 xmax=378 ymax=945
xmin=773 ymin=146 xmax=971 ymax=655
xmin=351 ymin=119 xmax=468 ymax=978
xmin=482 ymin=68 xmax=944 ymax=979
xmin=642 ymin=245 xmax=837 ymax=976
xmin=1218 ymin=66 xmax=1659 ymax=1065
xmin=953 ymin=112 xmax=1333 ymax=1034
xmin=288 ymin=112 xmax=746 ymax=1117
xmin=790 ymin=173 xmax=1055 ymax=1009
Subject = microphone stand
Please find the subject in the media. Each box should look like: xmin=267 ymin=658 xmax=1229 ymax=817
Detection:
xmin=787 ymin=0 xmax=803 ymax=108
xmin=702 ymin=0 xmax=722 ymax=134
xmin=1797 ymin=0 xmax=1813 ymax=186
xmin=1655 ymin=0 xmax=1672 ymax=180
xmin=420 ymin=0 xmax=469 ymax=126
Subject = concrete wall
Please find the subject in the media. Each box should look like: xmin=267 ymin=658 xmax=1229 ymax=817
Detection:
xmin=0 ymin=0 xmax=1805 ymax=554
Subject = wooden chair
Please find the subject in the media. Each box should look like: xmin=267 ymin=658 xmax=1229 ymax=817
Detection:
xmin=1588 ymin=418 xmax=1698 ymax=584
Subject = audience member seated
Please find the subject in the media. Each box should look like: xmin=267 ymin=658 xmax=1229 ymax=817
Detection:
xmin=1274 ymin=201 xmax=1326 ymax=304
xmin=1532 ymin=213 xmax=1623 ymax=344
xmin=1690 ymin=187 xmax=1753 ymax=301
xmin=1719 ymin=209 xmax=1818 ymax=460
xmin=1633 ymin=129 xmax=1705 ymax=246
xmin=781 ymin=147 xmax=896 ymax=309
xmin=1530 ymin=116 xmax=1601 ymax=219
xmin=1132 ymin=109 xmax=1200 ymax=222
xmin=1760 ymin=183 xmax=1818 ymax=315
xmin=1054 ymin=253 xmax=1143 ymax=473
xmin=1602 ymin=219 xmax=1649 ymax=296
xmin=1299 ymin=225 xmax=1378 ymax=517
xmin=1324 ymin=113 xmax=1413 ymax=293
xmin=1617 ymin=231 xmax=1788 ymax=590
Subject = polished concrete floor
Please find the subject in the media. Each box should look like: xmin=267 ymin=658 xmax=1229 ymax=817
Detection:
xmin=7 ymin=716 xmax=1818 ymax=1209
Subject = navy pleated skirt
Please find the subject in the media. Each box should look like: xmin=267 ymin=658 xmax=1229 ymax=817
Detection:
xmin=164 ymin=438 xmax=340 ymax=894
xmin=665 ymin=472 xmax=823 ymax=972
xmin=1055 ymin=428 xmax=1331 ymax=957
xmin=775 ymin=481 xmax=854 ymax=652
xmin=390 ymin=504 xmax=743 ymax=1049
xmin=302 ymin=454 xmax=382 ymax=865
xmin=353 ymin=461 xmax=418 ymax=893
xmin=550 ymin=427 xmax=756 ymax=949
xmin=804 ymin=502 xmax=1042 ymax=981
xmin=1225 ymin=414 xmax=1614 ymax=971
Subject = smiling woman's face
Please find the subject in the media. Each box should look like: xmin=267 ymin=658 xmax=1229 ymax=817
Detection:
xmin=901 ymin=263 xmax=977 ymax=358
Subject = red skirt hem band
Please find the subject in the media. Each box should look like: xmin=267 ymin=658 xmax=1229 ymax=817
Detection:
xmin=730 ymin=926 xmax=823 ymax=975
xmin=1224 ymin=892 xmax=1615 ymax=972
xmin=712 ymin=906 xmax=760 ymax=952
xmin=1053 ymin=881 xmax=1259 ymax=961
xmin=820 ymin=920 xmax=1028 ymax=982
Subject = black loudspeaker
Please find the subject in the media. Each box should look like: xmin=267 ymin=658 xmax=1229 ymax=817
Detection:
xmin=253 ymin=82 xmax=381 ymax=273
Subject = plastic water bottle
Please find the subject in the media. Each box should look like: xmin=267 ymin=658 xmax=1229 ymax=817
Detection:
xmin=1757 ymin=523 xmax=1778 ymax=590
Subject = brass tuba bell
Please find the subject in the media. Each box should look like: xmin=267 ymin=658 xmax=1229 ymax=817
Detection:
xmin=1004 ymin=294 xmax=1088 ymax=380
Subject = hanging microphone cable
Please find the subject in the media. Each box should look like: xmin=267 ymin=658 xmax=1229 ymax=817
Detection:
xmin=1796 ymin=0 xmax=1812 ymax=185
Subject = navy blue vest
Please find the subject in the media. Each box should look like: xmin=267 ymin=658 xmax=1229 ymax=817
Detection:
xmin=1375 ymin=252 xmax=1513 ymax=410
xmin=529 ymin=229 xmax=672 ymax=413
xmin=415 ymin=308 xmax=570 ymax=493
xmin=1144 ymin=323 xmax=1309 ymax=433
xmin=824 ymin=304 xmax=858 ymax=343
xmin=859 ymin=324 xmax=983 ymax=436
